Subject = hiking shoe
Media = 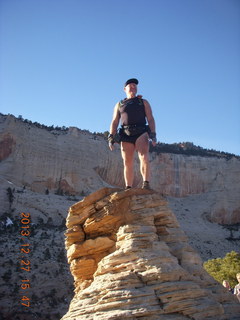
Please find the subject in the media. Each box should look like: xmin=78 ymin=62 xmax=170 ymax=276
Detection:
xmin=142 ymin=181 xmax=151 ymax=189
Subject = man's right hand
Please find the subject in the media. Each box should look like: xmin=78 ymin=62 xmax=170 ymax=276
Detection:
xmin=109 ymin=143 xmax=114 ymax=151
xmin=108 ymin=134 xmax=115 ymax=151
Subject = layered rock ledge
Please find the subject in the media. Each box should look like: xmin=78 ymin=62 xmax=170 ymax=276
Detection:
xmin=61 ymin=188 xmax=240 ymax=320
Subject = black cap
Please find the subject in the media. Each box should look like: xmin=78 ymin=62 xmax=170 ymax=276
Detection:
xmin=124 ymin=78 xmax=138 ymax=87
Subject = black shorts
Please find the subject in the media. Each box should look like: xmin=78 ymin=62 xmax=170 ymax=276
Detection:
xmin=120 ymin=130 xmax=148 ymax=144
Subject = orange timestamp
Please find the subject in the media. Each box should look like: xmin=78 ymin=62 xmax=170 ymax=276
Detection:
xmin=20 ymin=212 xmax=31 ymax=308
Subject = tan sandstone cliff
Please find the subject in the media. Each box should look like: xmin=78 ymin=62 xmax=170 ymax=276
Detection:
xmin=0 ymin=114 xmax=240 ymax=320
xmin=61 ymin=188 xmax=240 ymax=320
xmin=0 ymin=114 xmax=240 ymax=225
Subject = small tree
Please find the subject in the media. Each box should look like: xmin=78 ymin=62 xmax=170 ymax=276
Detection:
xmin=203 ymin=251 xmax=240 ymax=288
xmin=7 ymin=187 xmax=14 ymax=204
xmin=6 ymin=187 xmax=14 ymax=213
xmin=44 ymin=248 xmax=51 ymax=260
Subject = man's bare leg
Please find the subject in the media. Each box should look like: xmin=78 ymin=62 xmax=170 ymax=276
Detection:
xmin=121 ymin=142 xmax=135 ymax=187
xmin=136 ymin=133 xmax=150 ymax=183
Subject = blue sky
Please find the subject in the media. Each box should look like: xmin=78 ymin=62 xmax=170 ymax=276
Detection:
xmin=0 ymin=0 xmax=239 ymax=155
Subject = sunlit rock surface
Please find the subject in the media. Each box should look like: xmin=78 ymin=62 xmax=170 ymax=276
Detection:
xmin=1 ymin=114 xmax=240 ymax=225
xmin=62 ymin=188 xmax=240 ymax=320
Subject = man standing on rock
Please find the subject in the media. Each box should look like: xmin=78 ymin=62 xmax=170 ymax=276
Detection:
xmin=108 ymin=78 xmax=157 ymax=190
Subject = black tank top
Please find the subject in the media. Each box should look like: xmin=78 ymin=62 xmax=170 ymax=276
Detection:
xmin=119 ymin=97 xmax=146 ymax=126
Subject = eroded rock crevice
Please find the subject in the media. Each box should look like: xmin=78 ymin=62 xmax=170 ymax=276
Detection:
xmin=62 ymin=188 xmax=240 ymax=319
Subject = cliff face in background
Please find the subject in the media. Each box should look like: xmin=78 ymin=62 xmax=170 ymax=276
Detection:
xmin=0 ymin=114 xmax=240 ymax=320
xmin=62 ymin=188 xmax=240 ymax=320
xmin=1 ymin=114 xmax=240 ymax=225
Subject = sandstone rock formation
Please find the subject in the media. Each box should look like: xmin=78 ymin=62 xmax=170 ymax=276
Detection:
xmin=0 ymin=114 xmax=240 ymax=319
xmin=61 ymin=188 xmax=240 ymax=320
xmin=0 ymin=114 xmax=240 ymax=225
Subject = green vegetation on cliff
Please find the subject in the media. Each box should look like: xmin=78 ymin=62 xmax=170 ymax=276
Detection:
xmin=204 ymin=251 xmax=240 ymax=288
xmin=1 ymin=113 xmax=238 ymax=159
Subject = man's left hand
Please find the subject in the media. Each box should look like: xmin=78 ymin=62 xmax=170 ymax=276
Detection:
xmin=152 ymin=140 xmax=157 ymax=147
xmin=149 ymin=132 xmax=157 ymax=147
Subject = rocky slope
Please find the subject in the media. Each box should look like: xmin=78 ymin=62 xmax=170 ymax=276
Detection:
xmin=1 ymin=114 xmax=240 ymax=224
xmin=0 ymin=114 xmax=240 ymax=319
xmin=61 ymin=188 xmax=240 ymax=320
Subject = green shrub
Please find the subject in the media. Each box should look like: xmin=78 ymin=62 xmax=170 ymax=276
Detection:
xmin=203 ymin=251 xmax=240 ymax=288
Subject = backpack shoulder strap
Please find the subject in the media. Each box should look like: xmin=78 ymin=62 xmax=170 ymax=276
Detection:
xmin=118 ymin=97 xmax=143 ymax=110
xmin=118 ymin=99 xmax=125 ymax=111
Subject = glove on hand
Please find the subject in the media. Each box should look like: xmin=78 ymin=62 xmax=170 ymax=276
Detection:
xmin=149 ymin=132 xmax=157 ymax=143
xmin=108 ymin=134 xmax=115 ymax=145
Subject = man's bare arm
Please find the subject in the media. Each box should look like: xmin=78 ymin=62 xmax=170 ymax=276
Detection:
xmin=108 ymin=102 xmax=120 ymax=150
xmin=143 ymin=99 xmax=156 ymax=134
xmin=110 ymin=102 xmax=120 ymax=135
